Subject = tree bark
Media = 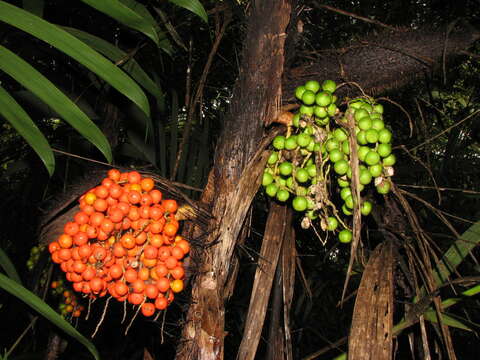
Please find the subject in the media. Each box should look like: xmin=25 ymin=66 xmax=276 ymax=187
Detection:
xmin=176 ymin=1 xmax=293 ymax=359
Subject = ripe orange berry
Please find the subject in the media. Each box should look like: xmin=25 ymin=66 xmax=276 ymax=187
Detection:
xmin=115 ymin=281 xmax=129 ymax=297
xmin=82 ymin=204 xmax=95 ymax=216
xmin=155 ymin=264 xmax=169 ymax=278
xmin=64 ymin=222 xmax=79 ymax=236
xmin=128 ymin=292 xmax=144 ymax=305
xmin=150 ymin=267 xmax=159 ymax=281
xmin=72 ymin=281 xmax=84 ymax=292
xmin=109 ymin=264 xmax=123 ymax=279
xmin=93 ymin=247 xmax=107 ymax=261
xmin=73 ymin=231 xmax=88 ymax=246
xmin=148 ymin=206 xmax=164 ymax=221
xmin=74 ymin=211 xmax=89 ymax=225
xmin=144 ymin=245 xmax=158 ymax=260
xmin=156 ymin=277 xmax=170 ymax=292
xmin=108 ymin=207 xmax=124 ymax=223
xmin=141 ymin=302 xmax=156 ymax=317
xmin=93 ymin=198 xmax=108 ymax=212
xmin=142 ymin=258 xmax=157 ymax=268
xmin=106 ymin=196 xmax=118 ymax=207
xmin=149 ymin=190 xmax=162 ymax=204
xmin=58 ymin=248 xmax=72 ymax=261
xmin=150 ymin=234 xmax=164 ymax=248
xmin=85 ymin=225 xmax=98 ymax=239
xmin=163 ymin=223 xmax=178 ymax=237
xmin=71 ymin=247 xmax=81 ymax=261
xmin=171 ymin=246 xmax=185 ymax=260
xmin=70 ymin=272 xmax=83 ymax=283
xmin=163 ymin=199 xmax=178 ymax=214
xmin=89 ymin=212 xmax=105 ymax=227
xmin=109 ymin=183 xmax=123 ymax=199
xmin=101 ymin=178 xmax=114 ymax=188
xmin=149 ymin=220 xmax=164 ymax=234
xmin=121 ymin=234 xmax=136 ymax=249
xmin=117 ymin=202 xmax=130 ymax=215
xmin=78 ymin=244 xmax=92 ymax=259
xmin=135 ymin=231 xmax=147 ymax=245
xmin=170 ymin=266 xmax=185 ymax=280
xmin=127 ymin=246 xmax=140 ymax=257
xmin=58 ymin=234 xmax=73 ymax=249
xmin=84 ymin=192 xmax=97 ymax=205
xmin=97 ymin=229 xmax=108 ymax=241
xmin=155 ymin=296 xmax=168 ymax=310
xmin=139 ymin=206 xmax=150 ymax=219
xmin=131 ymin=279 xmax=145 ymax=293
xmin=129 ymin=183 xmax=142 ymax=193
xmin=90 ymin=277 xmax=104 ymax=293
xmin=108 ymin=169 xmax=121 ymax=182
xmin=82 ymin=266 xmax=96 ymax=281
xmin=128 ymin=206 xmax=140 ymax=221
xmin=145 ymin=284 xmax=159 ymax=299
xmin=140 ymin=178 xmax=155 ymax=192
xmin=124 ymin=268 xmax=138 ymax=283
xmin=121 ymin=218 xmax=131 ymax=231
xmin=100 ymin=218 xmax=114 ymax=234
xmin=51 ymin=251 xmax=62 ymax=264
xmin=94 ymin=185 xmax=109 ymax=199
xmin=170 ymin=279 xmax=184 ymax=293
xmin=49 ymin=241 xmax=61 ymax=254
xmin=128 ymin=191 xmax=141 ymax=205
xmin=140 ymin=193 xmax=153 ymax=207
xmin=73 ymin=261 xmax=87 ymax=274
xmin=165 ymin=256 xmax=178 ymax=269
xmin=158 ymin=246 xmax=171 ymax=261
xmin=138 ymin=267 xmax=150 ymax=281
xmin=112 ymin=243 xmax=127 ymax=258
xmin=127 ymin=171 xmax=142 ymax=184
xmin=175 ymin=239 xmax=190 ymax=254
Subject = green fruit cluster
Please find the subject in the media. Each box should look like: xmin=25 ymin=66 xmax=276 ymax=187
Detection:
xmin=51 ymin=279 xmax=84 ymax=318
xmin=26 ymin=245 xmax=44 ymax=271
xmin=330 ymin=97 xmax=395 ymax=213
xmin=262 ymin=80 xmax=396 ymax=244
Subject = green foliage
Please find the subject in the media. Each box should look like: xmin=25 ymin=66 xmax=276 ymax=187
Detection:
xmin=0 ymin=85 xmax=54 ymax=175
xmin=169 ymin=0 xmax=209 ymax=23
xmin=0 ymin=247 xmax=22 ymax=285
xmin=80 ymin=0 xmax=160 ymax=45
xmin=0 ymin=44 xmax=112 ymax=165
xmin=0 ymin=273 xmax=100 ymax=360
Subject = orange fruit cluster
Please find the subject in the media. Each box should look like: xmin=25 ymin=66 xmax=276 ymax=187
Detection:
xmin=51 ymin=281 xmax=85 ymax=318
xmin=48 ymin=170 xmax=189 ymax=317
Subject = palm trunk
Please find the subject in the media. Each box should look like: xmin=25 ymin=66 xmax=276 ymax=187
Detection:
xmin=175 ymin=1 xmax=293 ymax=359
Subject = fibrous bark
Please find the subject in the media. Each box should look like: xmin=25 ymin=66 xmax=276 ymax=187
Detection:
xmin=175 ymin=1 xmax=292 ymax=359
xmin=283 ymin=24 xmax=480 ymax=100
xmin=237 ymin=203 xmax=291 ymax=360
xmin=348 ymin=241 xmax=395 ymax=360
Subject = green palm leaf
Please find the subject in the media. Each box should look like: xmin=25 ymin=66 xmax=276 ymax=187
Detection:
xmin=0 ymin=45 xmax=112 ymax=163
xmin=80 ymin=0 xmax=159 ymax=45
xmin=0 ymin=85 xmax=54 ymax=175
xmin=62 ymin=27 xmax=163 ymax=100
xmin=0 ymin=247 xmax=22 ymax=285
xmin=0 ymin=1 xmax=150 ymax=117
xmin=169 ymin=0 xmax=208 ymax=23
xmin=433 ymin=220 xmax=480 ymax=286
xmin=0 ymin=273 xmax=100 ymax=360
